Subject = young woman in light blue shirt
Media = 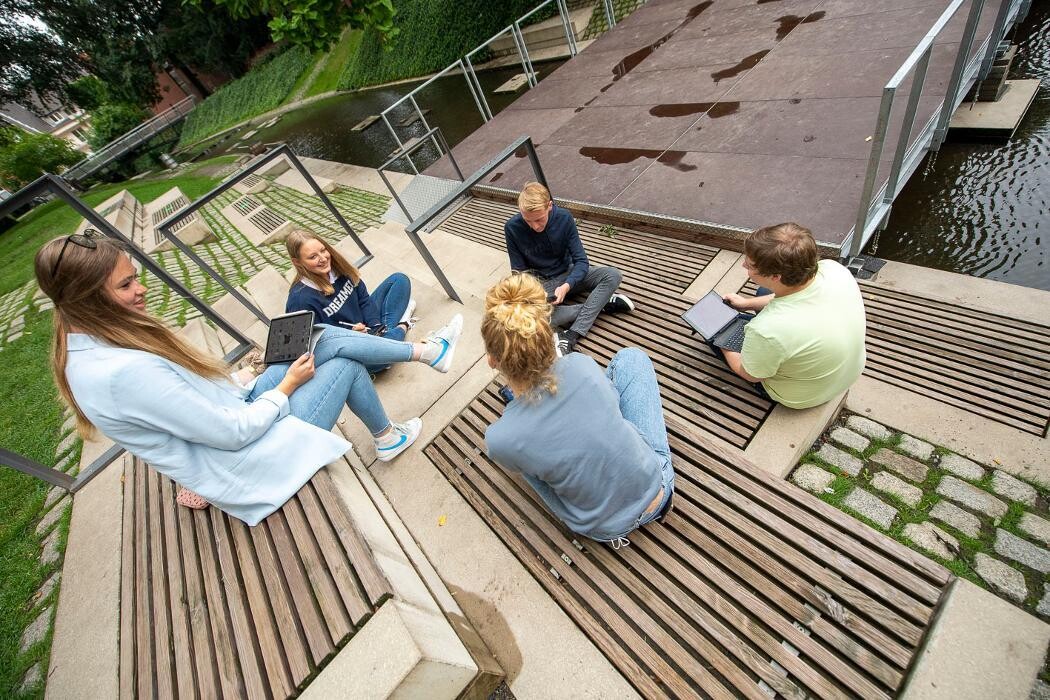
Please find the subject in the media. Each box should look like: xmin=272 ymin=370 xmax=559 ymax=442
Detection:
xmin=34 ymin=232 xmax=460 ymax=524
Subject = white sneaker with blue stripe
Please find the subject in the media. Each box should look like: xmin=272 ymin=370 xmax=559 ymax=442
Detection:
xmin=422 ymin=313 xmax=463 ymax=373
xmin=374 ymin=417 xmax=422 ymax=462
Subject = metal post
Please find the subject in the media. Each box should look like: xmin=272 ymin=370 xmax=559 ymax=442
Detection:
xmin=410 ymin=94 xmax=443 ymax=159
xmin=603 ymin=0 xmax=617 ymax=29
xmin=511 ymin=24 xmax=537 ymax=88
xmin=514 ymin=21 xmax=539 ymax=87
xmin=932 ymin=0 xmax=986 ymax=149
xmin=461 ymin=58 xmax=491 ymax=123
xmin=525 ymin=140 xmax=550 ymax=193
xmin=464 ymin=56 xmax=494 ymax=121
xmin=884 ymin=47 xmax=933 ymax=204
xmin=0 ymin=448 xmax=75 ymax=490
xmin=849 ymin=86 xmax=896 ymax=260
xmin=285 ymin=154 xmax=373 ymax=264
xmin=379 ymin=168 xmax=415 ymax=222
xmin=980 ymin=0 xmax=1014 ymax=78
xmin=381 ymin=112 xmax=418 ymax=174
xmin=438 ymin=130 xmax=465 ymax=181
xmin=404 ymin=228 xmax=463 ymax=304
xmin=556 ymin=0 xmax=578 ymax=56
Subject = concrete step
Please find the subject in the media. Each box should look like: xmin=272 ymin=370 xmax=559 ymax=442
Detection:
xmin=489 ymin=8 xmax=584 ymax=56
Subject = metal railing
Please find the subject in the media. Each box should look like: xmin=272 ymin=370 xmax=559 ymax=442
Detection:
xmin=378 ymin=126 xmax=465 ymax=221
xmin=153 ymin=144 xmax=373 ymax=326
xmin=399 ymin=135 xmax=549 ymax=306
xmin=380 ymin=0 xmax=578 ymax=157
xmin=63 ymin=96 xmax=196 ymax=184
xmin=844 ymin=0 xmax=1028 ymax=263
xmin=0 ymin=172 xmax=254 ymax=493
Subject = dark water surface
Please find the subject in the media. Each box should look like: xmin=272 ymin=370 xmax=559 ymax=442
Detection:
xmin=874 ymin=3 xmax=1049 ymax=292
xmin=208 ymin=61 xmax=565 ymax=170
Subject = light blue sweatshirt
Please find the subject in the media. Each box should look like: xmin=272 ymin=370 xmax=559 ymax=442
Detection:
xmin=485 ymin=353 xmax=663 ymax=540
xmin=65 ymin=333 xmax=349 ymax=525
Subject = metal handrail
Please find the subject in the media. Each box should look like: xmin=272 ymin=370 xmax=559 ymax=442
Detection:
xmin=154 ymin=143 xmax=374 ymax=326
xmin=0 ymin=172 xmax=256 ymax=494
xmin=377 ymin=126 xmax=465 ymax=223
xmin=844 ymin=0 xmax=1025 ymax=263
xmin=394 ymin=135 xmax=549 ymax=304
xmin=381 ymin=0 xmax=579 ymax=151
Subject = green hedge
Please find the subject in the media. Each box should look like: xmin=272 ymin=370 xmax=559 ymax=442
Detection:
xmin=178 ymin=46 xmax=314 ymax=147
xmin=337 ymin=0 xmax=549 ymax=90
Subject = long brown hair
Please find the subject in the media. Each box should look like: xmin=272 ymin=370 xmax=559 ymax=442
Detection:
xmin=481 ymin=273 xmax=558 ymax=398
xmin=285 ymin=229 xmax=360 ymax=295
xmin=35 ymin=236 xmax=226 ymax=437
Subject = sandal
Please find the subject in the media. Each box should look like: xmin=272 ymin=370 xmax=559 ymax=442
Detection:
xmin=176 ymin=487 xmax=209 ymax=510
xmin=241 ymin=349 xmax=266 ymax=376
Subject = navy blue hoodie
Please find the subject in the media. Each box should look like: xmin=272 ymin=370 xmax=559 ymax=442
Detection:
xmin=504 ymin=205 xmax=589 ymax=288
xmin=285 ymin=274 xmax=380 ymax=329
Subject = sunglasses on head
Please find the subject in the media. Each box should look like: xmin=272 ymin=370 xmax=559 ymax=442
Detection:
xmin=51 ymin=228 xmax=103 ymax=278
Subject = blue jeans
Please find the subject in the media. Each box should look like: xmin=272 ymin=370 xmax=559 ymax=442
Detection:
xmin=604 ymin=348 xmax=675 ymax=539
xmin=367 ymin=273 xmax=411 ymax=372
xmin=248 ymin=326 xmax=413 ymax=434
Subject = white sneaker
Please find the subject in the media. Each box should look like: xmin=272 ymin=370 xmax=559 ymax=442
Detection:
xmin=374 ymin=417 xmax=422 ymax=462
xmin=553 ymin=331 xmax=563 ymax=358
xmin=399 ymin=299 xmax=417 ymax=329
xmin=423 ymin=313 xmax=463 ymax=373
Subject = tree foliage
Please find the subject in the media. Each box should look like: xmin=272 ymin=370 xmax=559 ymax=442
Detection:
xmin=87 ymin=103 xmax=150 ymax=150
xmin=65 ymin=76 xmax=109 ymax=112
xmin=0 ymin=127 xmax=83 ymax=190
xmin=0 ymin=0 xmax=88 ymax=105
xmin=200 ymin=0 xmax=398 ymax=52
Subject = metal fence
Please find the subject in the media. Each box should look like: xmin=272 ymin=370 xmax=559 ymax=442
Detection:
xmin=379 ymin=0 xmax=579 ymax=156
xmin=844 ymin=0 xmax=1030 ymax=263
xmin=0 ymin=172 xmax=253 ymax=493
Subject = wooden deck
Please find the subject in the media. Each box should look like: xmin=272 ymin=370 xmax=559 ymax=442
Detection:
xmin=425 ymin=386 xmax=953 ymax=699
xmin=739 ymin=280 xmax=1050 ymax=437
xmin=440 ymin=198 xmax=775 ymax=448
xmin=119 ymin=458 xmax=393 ymax=698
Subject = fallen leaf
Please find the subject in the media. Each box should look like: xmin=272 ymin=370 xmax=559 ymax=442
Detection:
xmin=437 ymin=515 xmax=447 ymax=527
xmin=865 ymin=136 xmax=873 ymax=141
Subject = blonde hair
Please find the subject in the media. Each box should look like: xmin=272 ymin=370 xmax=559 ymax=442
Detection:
xmin=286 ymin=229 xmax=361 ymax=295
xmin=35 ymin=236 xmax=226 ymax=438
xmin=517 ymin=182 xmax=551 ymax=213
xmin=482 ymin=274 xmax=558 ymax=397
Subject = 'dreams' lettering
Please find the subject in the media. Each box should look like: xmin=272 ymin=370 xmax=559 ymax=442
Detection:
xmin=322 ymin=282 xmax=355 ymax=317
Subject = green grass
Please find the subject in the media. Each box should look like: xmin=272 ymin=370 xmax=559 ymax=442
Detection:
xmin=0 ymin=310 xmax=69 ymax=699
xmin=305 ymin=29 xmax=362 ymax=98
xmin=337 ymin=0 xmax=551 ymax=90
xmin=285 ymin=50 xmax=327 ymax=103
xmin=177 ymin=46 xmax=315 ymax=148
xmin=0 ymin=169 xmax=225 ymax=298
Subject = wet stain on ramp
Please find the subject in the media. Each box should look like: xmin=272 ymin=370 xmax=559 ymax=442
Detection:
xmin=579 ymin=146 xmax=662 ymax=165
xmin=711 ymin=51 xmax=770 ymax=83
xmin=610 ymin=1 xmax=713 ymax=82
xmin=775 ymin=11 xmax=825 ymax=40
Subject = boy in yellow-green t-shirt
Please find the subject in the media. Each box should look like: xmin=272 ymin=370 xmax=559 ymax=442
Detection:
xmin=720 ymin=223 xmax=866 ymax=409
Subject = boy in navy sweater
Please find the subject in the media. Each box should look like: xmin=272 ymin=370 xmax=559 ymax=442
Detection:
xmin=504 ymin=182 xmax=633 ymax=354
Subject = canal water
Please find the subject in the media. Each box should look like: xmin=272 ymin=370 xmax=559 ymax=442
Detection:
xmin=874 ymin=2 xmax=1049 ymax=292
xmin=203 ymin=61 xmax=566 ymax=170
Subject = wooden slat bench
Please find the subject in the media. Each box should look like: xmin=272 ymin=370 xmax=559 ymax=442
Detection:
xmin=425 ymin=385 xmax=953 ymax=699
xmin=441 ymin=198 xmax=775 ymax=449
xmin=739 ymin=280 xmax=1050 ymax=437
xmin=120 ymin=457 xmax=393 ymax=698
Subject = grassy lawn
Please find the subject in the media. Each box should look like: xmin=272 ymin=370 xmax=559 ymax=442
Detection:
xmin=305 ymin=29 xmax=362 ymax=98
xmin=0 ymin=310 xmax=70 ymax=699
xmin=0 ymin=169 xmax=226 ymax=298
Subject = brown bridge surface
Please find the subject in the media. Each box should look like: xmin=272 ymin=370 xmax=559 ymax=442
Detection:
xmin=428 ymin=0 xmax=1007 ymax=250
xmin=425 ymin=390 xmax=953 ymax=698
xmin=441 ymin=197 xmax=776 ymax=448
xmin=119 ymin=458 xmax=392 ymax=698
xmin=740 ymin=279 xmax=1050 ymax=437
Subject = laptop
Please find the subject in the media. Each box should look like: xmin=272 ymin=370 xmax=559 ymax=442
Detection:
xmin=681 ymin=291 xmax=752 ymax=353
xmin=264 ymin=310 xmax=326 ymax=364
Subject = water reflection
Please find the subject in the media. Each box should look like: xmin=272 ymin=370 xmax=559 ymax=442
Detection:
xmin=875 ymin=2 xmax=1049 ymax=291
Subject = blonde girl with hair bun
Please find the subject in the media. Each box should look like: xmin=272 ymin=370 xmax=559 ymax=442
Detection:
xmin=482 ymin=274 xmax=675 ymax=548
xmin=35 ymin=232 xmax=459 ymax=524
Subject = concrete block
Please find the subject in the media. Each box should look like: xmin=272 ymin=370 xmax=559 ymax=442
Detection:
xmin=301 ymin=601 xmax=476 ymax=700
xmin=845 ymin=415 xmax=892 ymax=440
xmin=995 ymin=529 xmax=1050 ymax=574
xmin=940 ymin=453 xmax=986 ymax=482
xmin=930 ymin=500 xmax=981 ymax=539
xmin=744 ymin=392 xmax=846 ymax=478
xmin=843 ymin=488 xmax=896 ymax=529
xmin=243 ymin=265 xmax=291 ymax=320
xmin=973 ymin=553 xmax=1027 ymax=603
xmin=1019 ymin=513 xmax=1050 ymax=547
xmin=902 ymin=580 xmax=1050 ymax=700
xmin=898 ymin=434 xmax=934 ymax=461
xmin=871 ymin=448 xmax=928 ymax=483
xmin=815 ymin=443 xmax=864 ymax=477
xmin=937 ymin=476 xmax=1007 ymax=520
xmin=872 ymin=471 xmax=922 ymax=507
xmin=902 ymin=522 xmax=958 ymax=560
xmin=19 ymin=606 xmax=52 ymax=652
xmin=991 ymin=470 xmax=1037 ymax=506
xmin=830 ymin=426 xmax=869 ymax=453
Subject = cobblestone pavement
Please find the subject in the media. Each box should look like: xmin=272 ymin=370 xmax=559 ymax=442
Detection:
xmin=0 ymin=280 xmax=35 ymax=348
xmin=791 ymin=412 xmax=1050 ymax=624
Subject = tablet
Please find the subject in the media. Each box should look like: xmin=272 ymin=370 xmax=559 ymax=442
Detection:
xmin=264 ymin=310 xmax=326 ymax=364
